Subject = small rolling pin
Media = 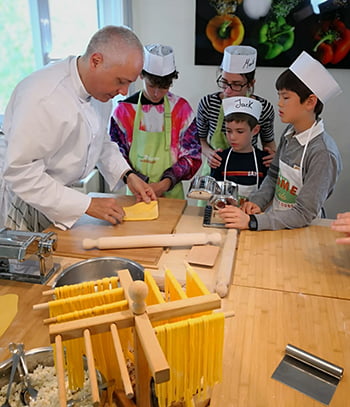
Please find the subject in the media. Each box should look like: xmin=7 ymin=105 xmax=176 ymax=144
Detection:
xmin=83 ymin=232 xmax=222 ymax=250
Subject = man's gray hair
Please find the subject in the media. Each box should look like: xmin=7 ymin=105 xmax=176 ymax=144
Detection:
xmin=83 ymin=25 xmax=143 ymax=61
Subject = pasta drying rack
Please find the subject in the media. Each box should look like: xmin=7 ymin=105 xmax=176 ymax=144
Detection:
xmin=42 ymin=269 xmax=222 ymax=407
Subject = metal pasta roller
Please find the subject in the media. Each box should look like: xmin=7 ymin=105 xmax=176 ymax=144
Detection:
xmin=187 ymin=176 xmax=238 ymax=228
xmin=0 ymin=228 xmax=60 ymax=284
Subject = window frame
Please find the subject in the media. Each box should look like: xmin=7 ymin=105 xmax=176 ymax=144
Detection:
xmin=28 ymin=0 xmax=132 ymax=68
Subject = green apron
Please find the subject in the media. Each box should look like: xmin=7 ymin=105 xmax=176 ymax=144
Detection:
xmin=201 ymin=105 xmax=230 ymax=176
xmin=198 ymin=104 xmax=229 ymax=206
xmin=129 ymin=93 xmax=184 ymax=199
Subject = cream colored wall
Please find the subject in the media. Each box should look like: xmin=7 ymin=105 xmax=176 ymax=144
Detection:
xmin=131 ymin=0 xmax=350 ymax=218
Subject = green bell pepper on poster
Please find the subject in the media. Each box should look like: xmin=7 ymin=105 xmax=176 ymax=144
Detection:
xmin=259 ymin=16 xmax=295 ymax=60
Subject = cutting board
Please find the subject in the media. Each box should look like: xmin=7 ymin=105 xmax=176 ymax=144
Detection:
xmin=45 ymin=196 xmax=187 ymax=266
xmin=0 ymin=280 xmax=50 ymax=362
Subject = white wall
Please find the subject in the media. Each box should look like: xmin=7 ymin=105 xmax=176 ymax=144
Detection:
xmin=131 ymin=0 xmax=350 ymax=218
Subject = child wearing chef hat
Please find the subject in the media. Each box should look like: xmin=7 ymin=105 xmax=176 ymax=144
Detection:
xmin=197 ymin=45 xmax=276 ymax=178
xmin=211 ymin=96 xmax=269 ymax=205
xmin=110 ymin=43 xmax=201 ymax=199
xmin=217 ymin=51 xmax=342 ymax=231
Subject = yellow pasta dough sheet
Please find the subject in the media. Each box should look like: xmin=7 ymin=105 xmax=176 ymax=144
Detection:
xmin=123 ymin=200 xmax=159 ymax=221
xmin=0 ymin=294 xmax=18 ymax=337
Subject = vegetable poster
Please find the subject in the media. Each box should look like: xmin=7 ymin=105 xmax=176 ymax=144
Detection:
xmin=195 ymin=0 xmax=350 ymax=68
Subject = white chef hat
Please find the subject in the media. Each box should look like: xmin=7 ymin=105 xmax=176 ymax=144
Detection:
xmin=289 ymin=51 xmax=342 ymax=103
xmin=221 ymin=45 xmax=257 ymax=74
xmin=143 ymin=43 xmax=176 ymax=76
xmin=222 ymin=96 xmax=262 ymax=121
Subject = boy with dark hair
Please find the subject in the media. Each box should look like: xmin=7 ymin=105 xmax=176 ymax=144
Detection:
xmin=211 ymin=96 xmax=268 ymax=205
xmin=218 ymin=51 xmax=342 ymax=231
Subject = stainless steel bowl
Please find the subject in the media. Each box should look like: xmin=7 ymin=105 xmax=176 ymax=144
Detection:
xmin=52 ymin=256 xmax=144 ymax=288
xmin=0 ymin=347 xmax=53 ymax=388
xmin=0 ymin=347 xmax=105 ymax=401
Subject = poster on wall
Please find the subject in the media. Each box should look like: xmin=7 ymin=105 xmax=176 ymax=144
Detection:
xmin=195 ymin=0 xmax=350 ymax=68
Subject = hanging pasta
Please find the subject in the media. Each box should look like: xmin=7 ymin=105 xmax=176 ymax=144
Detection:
xmin=155 ymin=312 xmax=224 ymax=407
xmin=54 ymin=276 xmax=119 ymax=299
xmin=49 ymin=280 xmax=133 ymax=392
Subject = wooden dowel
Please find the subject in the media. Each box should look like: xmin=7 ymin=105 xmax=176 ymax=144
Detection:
xmin=44 ymin=316 xmax=57 ymax=325
xmin=42 ymin=289 xmax=55 ymax=296
xmin=110 ymin=323 xmax=134 ymax=399
xmin=33 ymin=302 xmax=49 ymax=311
xmin=83 ymin=329 xmax=100 ymax=407
xmin=55 ymin=334 xmax=67 ymax=407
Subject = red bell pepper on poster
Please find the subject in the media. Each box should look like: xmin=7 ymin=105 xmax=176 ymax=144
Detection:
xmin=313 ymin=18 xmax=350 ymax=65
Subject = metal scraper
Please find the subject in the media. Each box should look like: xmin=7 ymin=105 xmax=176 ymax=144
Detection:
xmin=272 ymin=344 xmax=343 ymax=405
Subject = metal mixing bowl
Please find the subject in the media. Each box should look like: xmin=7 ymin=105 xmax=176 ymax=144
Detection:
xmin=0 ymin=347 xmax=53 ymax=388
xmin=52 ymin=256 xmax=144 ymax=288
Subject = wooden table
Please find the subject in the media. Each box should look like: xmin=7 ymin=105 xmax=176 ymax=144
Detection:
xmin=1 ymin=204 xmax=350 ymax=407
xmin=233 ymin=225 xmax=350 ymax=299
xmin=0 ymin=281 xmax=50 ymax=361
xmin=211 ymin=285 xmax=350 ymax=407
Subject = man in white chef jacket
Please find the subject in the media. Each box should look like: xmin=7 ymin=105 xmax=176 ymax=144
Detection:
xmin=1 ymin=25 xmax=156 ymax=232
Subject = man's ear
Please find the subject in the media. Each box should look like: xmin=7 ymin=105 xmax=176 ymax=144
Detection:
xmin=90 ymin=52 xmax=103 ymax=69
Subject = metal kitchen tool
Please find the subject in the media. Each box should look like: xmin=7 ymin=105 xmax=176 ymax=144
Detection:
xmin=0 ymin=228 xmax=59 ymax=284
xmin=187 ymin=176 xmax=238 ymax=228
xmin=1 ymin=344 xmax=21 ymax=407
xmin=17 ymin=345 xmax=38 ymax=405
xmin=272 ymin=344 xmax=344 ymax=405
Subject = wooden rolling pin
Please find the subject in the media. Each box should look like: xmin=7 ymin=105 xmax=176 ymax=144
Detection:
xmin=83 ymin=232 xmax=222 ymax=250
xmin=215 ymin=229 xmax=238 ymax=298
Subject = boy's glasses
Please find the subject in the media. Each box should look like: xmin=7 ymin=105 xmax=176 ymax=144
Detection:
xmin=216 ymin=76 xmax=248 ymax=91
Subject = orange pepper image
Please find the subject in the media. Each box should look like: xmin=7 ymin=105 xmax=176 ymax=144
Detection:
xmin=206 ymin=15 xmax=244 ymax=53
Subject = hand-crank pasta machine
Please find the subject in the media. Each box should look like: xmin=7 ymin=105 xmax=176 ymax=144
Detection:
xmin=0 ymin=228 xmax=59 ymax=284
xmin=187 ymin=175 xmax=238 ymax=227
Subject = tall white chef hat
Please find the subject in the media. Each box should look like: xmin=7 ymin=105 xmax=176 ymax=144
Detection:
xmin=222 ymin=96 xmax=262 ymax=121
xmin=289 ymin=51 xmax=342 ymax=103
xmin=221 ymin=45 xmax=257 ymax=74
xmin=143 ymin=43 xmax=176 ymax=77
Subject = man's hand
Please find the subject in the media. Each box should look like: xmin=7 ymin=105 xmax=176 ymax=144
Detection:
xmin=127 ymin=173 xmax=157 ymax=202
xmin=86 ymin=197 xmax=125 ymax=225
xmin=218 ymin=206 xmax=250 ymax=230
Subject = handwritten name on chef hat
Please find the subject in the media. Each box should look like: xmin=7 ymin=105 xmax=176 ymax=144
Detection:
xmin=143 ymin=43 xmax=176 ymax=77
xmin=221 ymin=45 xmax=257 ymax=74
xmin=289 ymin=51 xmax=342 ymax=103
xmin=222 ymin=96 xmax=262 ymax=121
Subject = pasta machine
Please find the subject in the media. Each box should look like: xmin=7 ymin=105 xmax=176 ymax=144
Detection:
xmin=187 ymin=175 xmax=238 ymax=227
xmin=0 ymin=228 xmax=60 ymax=284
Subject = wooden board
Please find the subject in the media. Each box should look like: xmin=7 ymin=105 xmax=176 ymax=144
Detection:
xmin=211 ymin=285 xmax=350 ymax=407
xmin=45 ymin=197 xmax=187 ymax=266
xmin=233 ymin=225 xmax=350 ymax=299
xmin=187 ymin=245 xmax=220 ymax=267
xmin=0 ymin=280 xmax=50 ymax=362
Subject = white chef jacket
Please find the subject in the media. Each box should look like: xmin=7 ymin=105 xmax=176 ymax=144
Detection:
xmin=2 ymin=56 xmax=129 ymax=229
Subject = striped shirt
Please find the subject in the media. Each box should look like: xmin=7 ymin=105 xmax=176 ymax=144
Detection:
xmin=196 ymin=92 xmax=275 ymax=147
